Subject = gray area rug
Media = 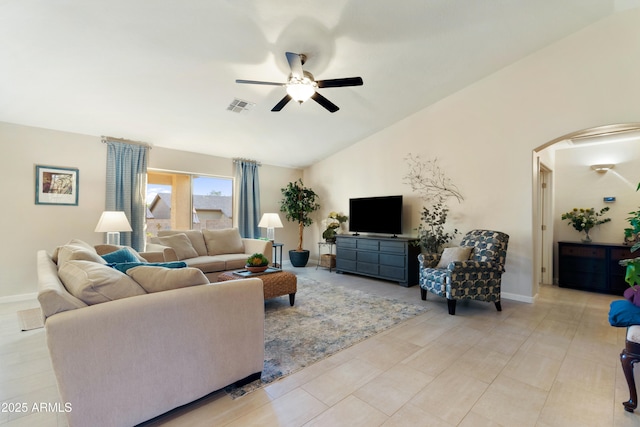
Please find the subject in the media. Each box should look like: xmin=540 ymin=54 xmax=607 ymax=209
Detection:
xmin=225 ymin=276 xmax=428 ymax=398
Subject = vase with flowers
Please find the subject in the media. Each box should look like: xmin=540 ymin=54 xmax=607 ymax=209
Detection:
xmin=560 ymin=207 xmax=611 ymax=243
xmin=322 ymin=211 xmax=348 ymax=243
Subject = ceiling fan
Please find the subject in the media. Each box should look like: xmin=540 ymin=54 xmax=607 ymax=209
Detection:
xmin=235 ymin=52 xmax=363 ymax=113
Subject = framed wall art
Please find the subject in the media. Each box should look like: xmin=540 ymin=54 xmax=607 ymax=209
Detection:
xmin=35 ymin=165 xmax=79 ymax=206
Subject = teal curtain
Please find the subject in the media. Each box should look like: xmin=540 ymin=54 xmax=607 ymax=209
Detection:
xmin=236 ymin=160 xmax=261 ymax=238
xmin=104 ymin=140 xmax=148 ymax=251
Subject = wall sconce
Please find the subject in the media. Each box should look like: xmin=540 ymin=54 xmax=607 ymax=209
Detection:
xmin=591 ymin=164 xmax=615 ymax=173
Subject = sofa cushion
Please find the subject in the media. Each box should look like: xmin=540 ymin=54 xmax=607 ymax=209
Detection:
xmin=150 ymin=233 xmax=199 ymax=260
xmin=126 ymin=266 xmax=209 ymax=293
xmin=182 ymin=256 xmax=226 ymax=273
xmin=213 ymin=253 xmax=251 ymax=270
xmin=157 ymin=230 xmax=208 ymax=256
xmin=56 ymin=239 xmax=107 ymax=268
xmin=436 ymin=246 xmax=473 ymax=269
xmin=58 ymin=260 xmax=147 ymax=305
xmin=37 ymin=250 xmax=88 ymax=319
xmin=203 ymin=228 xmax=244 ymax=256
xmin=110 ymin=261 xmax=187 ymax=273
xmin=101 ymin=247 xmax=140 ymax=264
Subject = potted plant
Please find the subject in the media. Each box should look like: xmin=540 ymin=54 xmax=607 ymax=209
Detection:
xmin=322 ymin=211 xmax=348 ymax=243
xmin=416 ymin=203 xmax=458 ymax=254
xmin=245 ymin=253 xmax=269 ymax=273
xmin=280 ymin=179 xmax=320 ymax=267
xmin=560 ymin=206 xmax=611 ymax=242
xmin=620 ymin=182 xmax=640 ymax=305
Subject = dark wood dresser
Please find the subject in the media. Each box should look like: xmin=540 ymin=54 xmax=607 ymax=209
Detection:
xmin=558 ymin=241 xmax=634 ymax=295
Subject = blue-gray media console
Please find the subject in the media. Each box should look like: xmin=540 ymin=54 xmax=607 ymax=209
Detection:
xmin=335 ymin=235 xmax=420 ymax=287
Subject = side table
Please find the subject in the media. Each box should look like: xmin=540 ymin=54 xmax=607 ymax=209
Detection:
xmin=272 ymin=242 xmax=283 ymax=268
xmin=317 ymin=241 xmax=336 ymax=272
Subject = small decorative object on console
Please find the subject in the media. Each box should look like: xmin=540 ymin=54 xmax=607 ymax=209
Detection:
xmin=246 ymin=253 xmax=269 ymax=273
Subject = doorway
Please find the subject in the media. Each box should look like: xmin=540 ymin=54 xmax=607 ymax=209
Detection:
xmin=538 ymin=163 xmax=553 ymax=286
xmin=532 ymin=122 xmax=640 ymax=295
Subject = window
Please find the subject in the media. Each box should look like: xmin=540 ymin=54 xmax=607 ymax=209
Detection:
xmin=146 ymin=171 xmax=233 ymax=238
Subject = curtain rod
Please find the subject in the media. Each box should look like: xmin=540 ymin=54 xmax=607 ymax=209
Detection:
xmin=233 ymin=157 xmax=261 ymax=166
xmin=101 ymin=136 xmax=152 ymax=149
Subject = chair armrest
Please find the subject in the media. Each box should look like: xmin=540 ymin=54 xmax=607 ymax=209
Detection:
xmin=243 ymin=239 xmax=273 ymax=264
xmin=144 ymin=243 xmax=179 ymax=262
xmin=418 ymin=253 xmax=440 ymax=268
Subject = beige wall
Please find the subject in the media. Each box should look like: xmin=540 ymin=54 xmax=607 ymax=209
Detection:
xmin=0 ymin=122 xmax=301 ymax=299
xmin=1 ymin=123 xmax=106 ymax=299
xmin=553 ymin=139 xmax=640 ymax=245
xmin=305 ymin=8 xmax=640 ymax=301
xmin=4 ymin=8 xmax=640 ymax=300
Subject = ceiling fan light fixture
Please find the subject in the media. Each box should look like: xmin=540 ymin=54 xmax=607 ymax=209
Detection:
xmin=286 ymin=78 xmax=316 ymax=103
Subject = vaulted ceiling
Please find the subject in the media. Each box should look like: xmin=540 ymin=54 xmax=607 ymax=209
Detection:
xmin=0 ymin=1 xmax=634 ymax=167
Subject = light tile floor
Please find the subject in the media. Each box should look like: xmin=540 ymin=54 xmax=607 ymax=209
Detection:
xmin=1 ymin=265 xmax=638 ymax=426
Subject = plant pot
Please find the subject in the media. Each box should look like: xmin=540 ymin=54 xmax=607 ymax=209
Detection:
xmin=245 ymin=265 xmax=268 ymax=273
xmin=289 ymin=250 xmax=310 ymax=267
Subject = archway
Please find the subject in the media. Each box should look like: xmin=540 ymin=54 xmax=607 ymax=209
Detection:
xmin=532 ymin=123 xmax=640 ymax=293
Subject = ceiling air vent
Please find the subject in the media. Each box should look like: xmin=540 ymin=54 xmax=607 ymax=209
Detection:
xmin=227 ymin=98 xmax=255 ymax=114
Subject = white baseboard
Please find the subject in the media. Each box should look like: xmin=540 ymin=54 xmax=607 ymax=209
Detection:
xmin=0 ymin=292 xmax=37 ymax=304
xmin=502 ymin=291 xmax=535 ymax=304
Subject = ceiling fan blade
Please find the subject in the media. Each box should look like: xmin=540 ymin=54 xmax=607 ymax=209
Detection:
xmin=285 ymin=52 xmax=304 ymax=79
xmin=316 ymin=77 xmax=364 ymax=88
xmin=271 ymin=95 xmax=292 ymax=112
xmin=311 ymin=92 xmax=339 ymax=113
xmin=236 ymin=79 xmax=285 ymax=86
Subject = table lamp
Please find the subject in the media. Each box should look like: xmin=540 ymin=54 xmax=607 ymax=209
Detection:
xmin=95 ymin=211 xmax=132 ymax=245
xmin=258 ymin=213 xmax=283 ymax=242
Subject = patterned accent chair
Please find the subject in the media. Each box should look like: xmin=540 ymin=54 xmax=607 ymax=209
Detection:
xmin=418 ymin=229 xmax=509 ymax=315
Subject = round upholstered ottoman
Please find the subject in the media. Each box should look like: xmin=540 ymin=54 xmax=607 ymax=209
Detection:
xmin=218 ymin=270 xmax=297 ymax=306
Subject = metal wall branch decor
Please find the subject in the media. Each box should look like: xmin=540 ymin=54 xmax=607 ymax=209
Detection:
xmin=403 ymin=154 xmax=463 ymax=203
xmin=35 ymin=165 xmax=79 ymax=205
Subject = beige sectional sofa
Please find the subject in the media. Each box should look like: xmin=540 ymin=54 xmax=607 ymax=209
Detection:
xmin=146 ymin=228 xmax=273 ymax=281
xmin=37 ymin=239 xmax=265 ymax=427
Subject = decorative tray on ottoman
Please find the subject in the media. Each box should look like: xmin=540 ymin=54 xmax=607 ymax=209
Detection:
xmin=232 ymin=267 xmax=282 ymax=277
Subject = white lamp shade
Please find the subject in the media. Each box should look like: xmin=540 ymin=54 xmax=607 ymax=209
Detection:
xmin=258 ymin=213 xmax=283 ymax=241
xmin=95 ymin=211 xmax=132 ymax=232
xmin=258 ymin=213 xmax=283 ymax=228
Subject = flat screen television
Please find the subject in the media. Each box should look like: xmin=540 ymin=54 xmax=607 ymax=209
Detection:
xmin=349 ymin=195 xmax=403 ymax=236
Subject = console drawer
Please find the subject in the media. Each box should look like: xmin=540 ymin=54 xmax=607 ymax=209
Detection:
xmin=380 ymin=253 xmax=405 ymax=267
xmin=357 ymin=239 xmax=379 ymax=251
xmin=358 ymin=251 xmax=379 ymax=264
xmin=380 ymin=241 xmax=406 ymax=254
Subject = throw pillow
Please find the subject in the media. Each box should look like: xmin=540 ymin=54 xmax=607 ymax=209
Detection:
xmin=202 ymin=228 xmax=244 ymax=256
xmin=110 ymin=261 xmax=187 ymax=273
xmin=101 ymin=247 xmax=140 ymax=264
xmin=56 ymin=239 xmax=107 ymax=268
xmin=157 ymin=230 xmax=208 ymax=256
xmin=436 ymin=246 xmax=472 ymax=269
xmin=149 ymin=233 xmax=199 ymax=260
xmin=97 ymin=244 xmax=148 ymax=262
xmin=126 ymin=266 xmax=209 ymax=293
xmin=609 ymin=299 xmax=640 ymax=327
xmin=58 ymin=260 xmax=147 ymax=305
